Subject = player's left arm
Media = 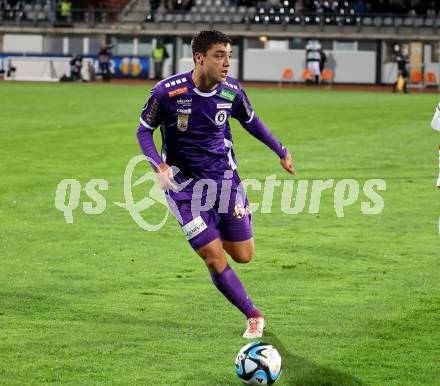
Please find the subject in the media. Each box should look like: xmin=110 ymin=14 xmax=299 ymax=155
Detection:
xmin=232 ymin=88 xmax=295 ymax=175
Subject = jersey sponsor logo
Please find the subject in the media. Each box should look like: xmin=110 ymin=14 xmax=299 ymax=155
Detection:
xmin=168 ymin=86 xmax=188 ymax=97
xmin=219 ymin=88 xmax=237 ymax=102
xmin=215 ymin=110 xmax=228 ymax=126
xmin=217 ymin=103 xmax=232 ymax=109
xmin=177 ymin=108 xmax=191 ymax=114
xmin=182 ymin=216 xmax=207 ymax=240
xmin=146 ymin=98 xmax=160 ymax=124
xmin=177 ymin=114 xmax=189 ymax=131
xmin=177 ymin=98 xmax=192 ymax=106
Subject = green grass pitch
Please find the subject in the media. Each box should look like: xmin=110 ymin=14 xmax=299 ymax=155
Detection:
xmin=0 ymin=81 xmax=439 ymax=385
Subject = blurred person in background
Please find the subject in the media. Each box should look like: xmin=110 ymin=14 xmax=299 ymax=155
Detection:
xmin=305 ymin=40 xmax=321 ymax=85
xmin=392 ymin=44 xmax=409 ymax=94
xmin=318 ymin=41 xmax=327 ymax=74
xmin=59 ymin=0 xmax=72 ymax=22
xmin=98 ymin=42 xmax=113 ymax=82
xmin=70 ymin=54 xmax=83 ymax=81
xmin=432 ymin=103 xmax=440 ymax=133
xmin=431 ymin=103 xmax=440 ymax=188
xmin=152 ymin=39 xmax=169 ymax=80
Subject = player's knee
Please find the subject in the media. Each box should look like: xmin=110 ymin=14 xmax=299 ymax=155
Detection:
xmin=197 ymin=242 xmax=227 ymax=274
xmin=204 ymin=255 xmax=226 ymax=273
xmin=233 ymin=246 xmax=255 ymax=264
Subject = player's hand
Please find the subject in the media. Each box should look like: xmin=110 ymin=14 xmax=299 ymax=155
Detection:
xmin=280 ymin=150 xmax=296 ymax=175
xmin=156 ymin=163 xmax=178 ymax=190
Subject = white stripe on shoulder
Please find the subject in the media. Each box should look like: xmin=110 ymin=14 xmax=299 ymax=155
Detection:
xmin=161 ymin=73 xmax=189 ymax=89
xmin=225 ymin=79 xmax=240 ymax=90
xmin=140 ymin=117 xmax=155 ymax=130
xmin=245 ymin=111 xmax=255 ymax=124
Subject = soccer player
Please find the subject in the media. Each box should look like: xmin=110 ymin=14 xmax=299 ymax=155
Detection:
xmin=137 ymin=30 xmax=295 ymax=339
xmin=432 ymin=103 xmax=440 ymax=132
xmin=432 ymin=103 xmax=440 ymax=188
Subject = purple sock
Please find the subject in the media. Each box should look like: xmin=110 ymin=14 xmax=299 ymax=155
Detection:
xmin=210 ymin=265 xmax=262 ymax=319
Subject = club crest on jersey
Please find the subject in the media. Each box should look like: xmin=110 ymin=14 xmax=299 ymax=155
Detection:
xmin=219 ymin=88 xmax=236 ymax=102
xmin=233 ymin=203 xmax=251 ymax=220
xmin=215 ymin=110 xmax=228 ymax=126
xmin=177 ymin=114 xmax=189 ymax=131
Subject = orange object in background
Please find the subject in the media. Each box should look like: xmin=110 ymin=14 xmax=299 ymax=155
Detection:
xmin=410 ymin=71 xmax=422 ymax=83
xmin=321 ymin=69 xmax=333 ymax=82
xmin=301 ymin=68 xmax=313 ymax=81
xmin=425 ymin=71 xmax=437 ymax=84
xmin=278 ymin=68 xmax=294 ymax=87
xmin=281 ymin=68 xmax=294 ymax=81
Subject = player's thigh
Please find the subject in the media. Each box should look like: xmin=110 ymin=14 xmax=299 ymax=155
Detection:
xmin=223 ymin=238 xmax=255 ymax=264
xmin=217 ymin=171 xmax=254 ymax=263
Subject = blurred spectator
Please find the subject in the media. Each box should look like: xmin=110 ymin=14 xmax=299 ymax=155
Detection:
xmin=319 ymin=44 xmax=327 ymax=73
xmin=150 ymin=0 xmax=161 ymax=12
xmin=6 ymin=62 xmax=17 ymax=80
xmin=305 ymin=40 xmax=321 ymax=85
xmin=426 ymin=1 xmax=436 ymax=16
xmin=392 ymin=45 xmax=409 ymax=94
xmin=60 ymin=0 xmax=72 ymax=22
xmin=294 ymin=0 xmax=304 ymax=12
xmin=152 ymin=40 xmax=169 ymax=80
xmin=354 ymin=0 xmax=366 ymax=13
xmin=98 ymin=42 xmax=113 ymax=82
xmin=70 ymin=54 xmax=83 ymax=81
xmin=87 ymin=61 xmax=96 ymax=82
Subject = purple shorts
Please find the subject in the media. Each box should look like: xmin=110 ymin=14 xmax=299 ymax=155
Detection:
xmin=166 ymin=171 xmax=253 ymax=250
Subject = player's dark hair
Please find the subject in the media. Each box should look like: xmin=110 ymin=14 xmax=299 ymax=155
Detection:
xmin=191 ymin=30 xmax=232 ymax=57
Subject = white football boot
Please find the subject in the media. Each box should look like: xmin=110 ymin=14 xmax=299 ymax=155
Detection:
xmin=243 ymin=317 xmax=265 ymax=339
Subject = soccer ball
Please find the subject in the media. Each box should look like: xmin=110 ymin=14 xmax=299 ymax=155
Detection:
xmin=235 ymin=341 xmax=282 ymax=385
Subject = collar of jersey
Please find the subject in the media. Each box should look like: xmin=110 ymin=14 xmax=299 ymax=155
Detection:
xmin=193 ymin=87 xmax=218 ymax=97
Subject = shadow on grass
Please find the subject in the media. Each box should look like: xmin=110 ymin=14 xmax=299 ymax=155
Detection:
xmin=264 ymin=331 xmax=367 ymax=386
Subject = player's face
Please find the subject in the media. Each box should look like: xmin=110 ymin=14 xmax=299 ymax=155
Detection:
xmin=201 ymin=43 xmax=232 ymax=83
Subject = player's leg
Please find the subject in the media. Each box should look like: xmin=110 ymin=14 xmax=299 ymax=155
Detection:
xmin=197 ymin=237 xmax=228 ymax=274
xmin=197 ymin=238 xmax=261 ymax=318
xmin=219 ymin=172 xmax=255 ymax=264
xmin=223 ymin=238 xmax=255 ymax=264
xmin=217 ymin=172 xmax=265 ymax=338
xmin=168 ymin=197 xmax=261 ymax=334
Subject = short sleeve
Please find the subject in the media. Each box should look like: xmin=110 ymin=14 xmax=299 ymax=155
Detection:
xmin=231 ymin=88 xmax=255 ymax=126
xmin=139 ymin=84 xmax=166 ymax=131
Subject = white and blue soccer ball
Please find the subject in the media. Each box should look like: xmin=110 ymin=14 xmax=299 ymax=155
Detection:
xmin=235 ymin=341 xmax=282 ymax=385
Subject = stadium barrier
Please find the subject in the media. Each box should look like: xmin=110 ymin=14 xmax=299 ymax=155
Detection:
xmin=1 ymin=53 xmax=150 ymax=81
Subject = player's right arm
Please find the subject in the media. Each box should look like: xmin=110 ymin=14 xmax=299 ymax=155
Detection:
xmin=137 ymin=84 xmax=176 ymax=189
xmin=431 ymin=103 xmax=440 ymax=132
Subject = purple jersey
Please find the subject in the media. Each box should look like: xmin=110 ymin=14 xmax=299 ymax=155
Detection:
xmin=138 ymin=71 xmax=285 ymax=185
